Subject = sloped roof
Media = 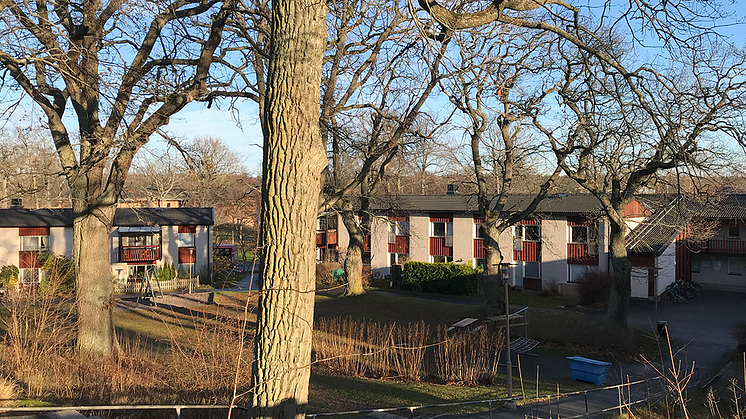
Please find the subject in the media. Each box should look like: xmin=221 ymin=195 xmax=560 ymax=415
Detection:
xmin=626 ymin=196 xmax=689 ymax=255
xmin=113 ymin=208 xmax=214 ymax=226
xmin=0 ymin=208 xmax=73 ymax=227
xmin=0 ymin=207 xmax=214 ymax=227
xmin=365 ymin=194 xmax=604 ymax=215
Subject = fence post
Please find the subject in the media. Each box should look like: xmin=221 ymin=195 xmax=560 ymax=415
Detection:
xmin=548 ymin=395 xmax=551 ymax=419
xmin=584 ymin=391 xmax=589 ymax=419
xmin=489 ymin=401 xmax=493 ymax=419
xmin=618 ymin=386 xmax=623 ymax=416
xmin=175 ymin=407 xmax=181 ymax=419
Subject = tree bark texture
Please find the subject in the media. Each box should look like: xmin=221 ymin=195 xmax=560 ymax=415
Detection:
xmin=606 ymin=219 xmax=631 ymax=329
xmin=251 ymin=0 xmax=327 ymax=416
xmin=74 ymin=204 xmax=117 ymax=356
xmin=483 ymin=223 xmax=506 ymax=316
xmin=341 ymin=210 xmax=365 ymax=296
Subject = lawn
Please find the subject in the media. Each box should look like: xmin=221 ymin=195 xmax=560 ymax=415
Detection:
xmin=0 ymin=287 xmax=658 ymax=412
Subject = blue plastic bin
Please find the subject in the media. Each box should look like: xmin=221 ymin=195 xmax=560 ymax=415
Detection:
xmin=566 ymin=356 xmax=611 ymax=385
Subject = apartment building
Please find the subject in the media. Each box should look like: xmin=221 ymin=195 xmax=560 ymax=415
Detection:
xmin=0 ymin=207 xmax=214 ymax=284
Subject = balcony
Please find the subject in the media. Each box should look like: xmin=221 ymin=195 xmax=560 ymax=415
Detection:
xmin=120 ymin=245 xmax=160 ymax=263
xmin=692 ymin=238 xmax=746 ymax=254
xmin=567 ymin=243 xmax=598 ymax=265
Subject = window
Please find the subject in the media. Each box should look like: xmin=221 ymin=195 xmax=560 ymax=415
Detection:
xmin=21 ymin=235 xmax=48 ymax=251
xmin=389 ymin=220 xmax=409 ymax=244
xmin=362 ymin=251 xmax=371 ymax=265
xmin=475 ymin=258 xmax=485 ymax=267
xmin=122 ymin=234 xmax=157 ymax=247
xmin=432 ymin=221 xmax=453 ymax=247
xmin=524 ymin=262 xmax=540 ymax=279
xmin=516 ymin=225 xmax=541 ymax=242
xmin=569 ymin=265 xmax=589 ymax=282
xmin=431 ymin=255 xmax=453 ymax=263
xmin=729 ymin=223 xmax=740 ymax=238
xmin=728 ymin=257 xmax=741 ymax=275
xmin=475 ymin=224 xmax=485 ymax=239
xmin=571 ymin=226 xmax=588 ymax=244
xmin=19 ymin=268 xmax=41 ymax=284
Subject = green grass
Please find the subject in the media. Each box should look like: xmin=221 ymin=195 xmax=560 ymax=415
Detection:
xmin=211 ymin=270 xmax=247 ymax=288
xmin=309 ymin=370 xmax=593 ymax=414
xmin=315 ymin=290 xmax=482 ymax=327
xmin=508 ymin=289 xmax=580 ymax=308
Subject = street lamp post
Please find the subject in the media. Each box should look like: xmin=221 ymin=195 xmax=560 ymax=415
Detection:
xmin=501 ymin=263 xmax=517 ymax=410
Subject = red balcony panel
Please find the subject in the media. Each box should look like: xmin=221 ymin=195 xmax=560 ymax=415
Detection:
xmin=567 ymin=243 xmax=598 ymax=265
xmin=388 ymin=215 xmax=407 ymax=222
xmin=120 ymin=246 xmax=160 ymax=262
xmin=316 ymin=232 xmax=326 ymax=247
xmin=179 ymin=247 xmax=196 ymax=263
xmin=388 ymin=236 xmax=409 ymax=254
xmin=327 ymin=230 xmax=338 ymax=245
xmin=19 ymin=251 xmax=41 ymax=269
xmin=364 ymin=235 xmax=371 ymax=252
xmin=514 ymin=242 xmax=541 ymax=262
xmin=707 ymin=239 xmax=746 ymax=254
xmin=430 ymin=237 xmax=452 ymax=257
xmin=474 ymin=239 xmax=485 ymax=258
xmin=474 ymin=216 xmax=483 ymax=224
xmin=520 ymin=219 xmax=540 ymax=225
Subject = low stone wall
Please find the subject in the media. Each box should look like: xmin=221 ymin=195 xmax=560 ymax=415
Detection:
xmin=115 ymin=277 xmax=198 ymax=294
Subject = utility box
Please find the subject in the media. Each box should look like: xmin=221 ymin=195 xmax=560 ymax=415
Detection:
xmin=566 ymin=356 xmax=612 ymax=385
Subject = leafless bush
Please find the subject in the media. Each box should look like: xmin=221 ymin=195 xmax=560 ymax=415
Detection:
xmin=578 ymin=269 xmax=613 ymax=308
xmin=433 ymin=326 xmax=504 ymax=385
xmin=316 ymin=262 xmax=342 ymax=288
xmin=391 ymin=320 xmax=428 ymax=381
xmin=314 ymin=317 xmax=504 ymax=385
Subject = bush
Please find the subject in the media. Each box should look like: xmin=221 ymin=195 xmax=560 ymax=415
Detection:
xmin=0 ymin=265 xmax=18 ymax=287
xmin=38 ymin=253 xmax=75 ymax=296
xmin=734 ymin=321 xmax=746 ymax=353
xmin=155 ymin=263 xmax=177 ymax=282
xmin=578 ymin=269 xmax=612 ymax=308
xmin=402 ymin=261 xmax=481 ymax=295
xmin=316 ymin=261 xmax=342 ymax=288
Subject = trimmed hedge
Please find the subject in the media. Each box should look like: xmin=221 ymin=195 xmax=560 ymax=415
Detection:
xmin=402 ymin=261 xmax=481 ymax=295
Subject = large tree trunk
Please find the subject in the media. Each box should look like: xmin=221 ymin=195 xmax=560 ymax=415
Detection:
xmin=483 ymin=223 xmax=506 ymax=316
xmin=606 ymin=219 xmax=631 ymax=329
xmin=251 ymin=0 xmax=327 ymax=415
xmin=74 ymin=204 xmax=117 ymax=357
xmin=341 ymin=210 xmax=365 ymax=296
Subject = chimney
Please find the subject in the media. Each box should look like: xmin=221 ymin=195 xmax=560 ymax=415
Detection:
xmin=446 ymin=184 xmax=458 ymax=195
xmin=10 ymin=198 xmax=23 ymax=208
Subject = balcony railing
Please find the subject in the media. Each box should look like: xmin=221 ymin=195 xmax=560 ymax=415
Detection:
xmin=567 ymin=243 xmax=599 ymax=265
xmin=120 ymin=246 xmax=160 ymax=262
xmin=691 ymin=238 xmax=746 ymax=254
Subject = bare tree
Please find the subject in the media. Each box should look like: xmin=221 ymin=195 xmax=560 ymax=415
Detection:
xmin=0 ymin=127 xmax=68 ymax=207
xmin=318 ymin=0 xmax=452 ymax=296
xmin=0 ymin=0 xmax=238 ymax=356
xmin=441 ymin=26 xmax=563 ymax=315
xmin=533 ymin=37 xmax=746 ymax=328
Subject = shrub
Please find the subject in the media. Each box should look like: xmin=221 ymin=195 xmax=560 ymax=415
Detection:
xmin=578 ymin=269 xmax=612 ymax=308
xmin=316 ymin=261 xmax=342 ymax=288
xmin=155 ymin=263 xmax=177 ymax=282
xmin=38 ymin=253 xmax=75 ymax=296
xmin=0 ymin=265 xmax=18 ymax=287
xmin=402 ymin=261 xmax=481 ymax=295
xmin=734 ymin=321 xmax=746 ymax=353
